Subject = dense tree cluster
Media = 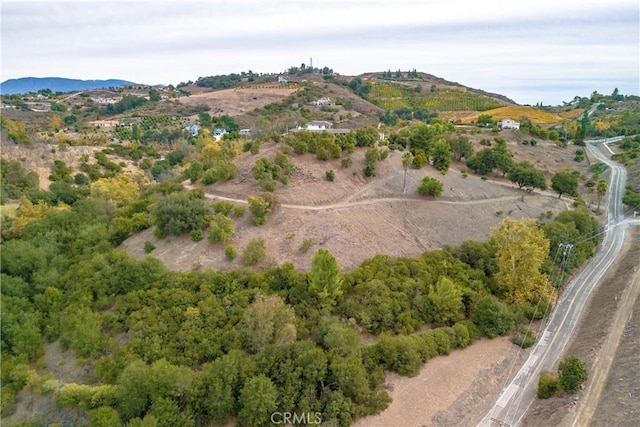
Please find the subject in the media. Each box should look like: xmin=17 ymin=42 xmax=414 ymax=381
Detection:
xmin=0 ymin=134 xmax=604 ymax=426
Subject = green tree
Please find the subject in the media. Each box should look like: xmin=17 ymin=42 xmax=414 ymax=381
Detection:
xmin=447 ymin=135 xmax=474 ymax=161
xmin=471 ymin=295 xmax=514 ymax=338
xmin=148 ymin=88 xmax=161 ymax=102
xmin=552 ymin=172 xmax=579 ymax=198
xmin=430 ymin=138 xmax=453 ymax=172
xmin=401 ymin=151 xmax=414 ymax=193
xmin=418 ymin=176 xmax=443 ymax=197
xmin=596 ymin=179 xmax=607 ymax=213
xmin=558 ymin=356 xmax=587 ymax=394
xmin=507 ymin=161 xmax=547 ymax=191
xmin=242 ymin=238 xmax=266 ymax=266
xmin=240 ymin=294 xmax=297 ymax=353
xmin=466 ymin=148 xmax=495 ymax=175
xmin=90 ymin=406 xmax=123 ymax=427
xmin=426 ymin=277 xmax=463 ymax=326
xmin=492 ymin=139 xmax=514 ymax=176
xmin=238 ymin=375 xmax=278 ymax=427
xmin=477 ymin=114 xmax=493 ymax=127
xmin=309 ymin=249 xmax=343 ymax=307
xmin=153 ymin=192 xmax=206 ymax=235
xmin=248 ymin=195 xmax=271 ymax=226
xmin=207 ymin=213 xmax=234 ymax=244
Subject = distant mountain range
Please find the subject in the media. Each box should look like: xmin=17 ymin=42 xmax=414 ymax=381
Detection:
xmin=0 ymin=77 xmax=138 ymax=95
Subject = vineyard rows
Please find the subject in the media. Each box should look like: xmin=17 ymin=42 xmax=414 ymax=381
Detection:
xmin=369 ymin=82 xmax=501 ymax=112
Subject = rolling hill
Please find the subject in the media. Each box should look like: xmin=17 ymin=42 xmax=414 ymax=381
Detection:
xmin=0 ymin=77 xmax=137 ymax=95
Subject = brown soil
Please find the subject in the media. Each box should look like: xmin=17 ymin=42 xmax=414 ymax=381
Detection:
xmin=522 ymin=229 xmax=640 ymax=426
xmin=176 ymin=84 xmax=299 ymax=117
xmin=353 ymin=337 xmax=531 ymax=427
xmin=122 ymin=137 xmax=587 ymax=273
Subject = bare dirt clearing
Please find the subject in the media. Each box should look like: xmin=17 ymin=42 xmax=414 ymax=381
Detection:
xmin=353 ymin=337 xmax=531 ymax=427
xmin=176 ymin=85 xmax=299 ymax=117
xmin=122 ymin=140 xmax=578 ymax=272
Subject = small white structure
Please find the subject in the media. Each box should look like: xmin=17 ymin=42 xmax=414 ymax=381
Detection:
xmin=89 ymin=120 xmax=120 ymax=127
xmin=278 ymin=76 xmax=289 ymax=83
xmin=186 ymin=124 xmax=199 ymax=137
xmin=498 ymin=118 xmax=520 ymax=130
xmin=314 ymin=97 xmax=333 ymax=106
xmin=213 ymin=128 xmax=228 ymax=141
xmin=305 ymin=121 xmax=333 ymax=131
xmin=240 ymin=129 xmax=251 ymax=136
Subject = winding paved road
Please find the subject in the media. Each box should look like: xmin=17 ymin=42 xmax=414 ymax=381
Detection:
xmin=478 ymin=139 xmax=636 ymax=427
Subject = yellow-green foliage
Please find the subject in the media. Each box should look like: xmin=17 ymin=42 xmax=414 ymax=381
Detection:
xmin=4 ymin=197 xmax=70 ymax=238
xmin=0 ymin=116 xmax=31 ymax=145
xmin=464 ymin=106 xmax=564 ymax=125
xmin=368 ymin=82 xmax=502 ymax=111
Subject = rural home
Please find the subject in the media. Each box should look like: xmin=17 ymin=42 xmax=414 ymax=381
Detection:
xmin=306 ymin=121 xmax=333 ymax=130
xmin=240 ymin=129 xmax=251 ymax=136
xmin=213 ymin=128 xmax=228 ymax=141
xmin=278 ymin=76 xmax=289 ymax=83
xmin=314 ymin=97 xmax=333 ymax=106
xmin=186 ymin=124 xmax=199 ymax=137
xmin=498 ymin=118 xmax=520 ymax=130
xmin=89 ymin=120 xmax=120 ymax=127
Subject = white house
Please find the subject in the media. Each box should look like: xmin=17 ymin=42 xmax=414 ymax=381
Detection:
xmin=213 ymin=128 xmax=228 ymax=141
xmin=305 ymin=121 xmax=333 ymax=131
xmin=278 ymin=76 xmax=289 ymax=83
xmin=240 ymin=129 xmax=251 ymax=136
xmin=314 ymin=97 xmax=333 ymax=106
xmin=498 ymin=118 xmax=520 ymax=130
xmin=186 ymin=124 xmax=199 ymax=137
xmin=89 ymin=120 xmax=120 ymax=127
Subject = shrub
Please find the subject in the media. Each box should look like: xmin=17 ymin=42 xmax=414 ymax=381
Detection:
xmin=190 ymin=229 xmax=203 ymax=241
xmin=472 ymin=295 xmax=515 ymax=338
xmin=208 ymin=213 xmax=234 ymax=244
xmin=363 ymin=162 xmax=376 ymax=177
xmin=511 ymin=328 xmax=536 ymax=348
xmin=452 ymin=323 xmax=471 ymax=349
xmin=325 ymin=170 xmax=335 ymax=181
xmin=248 ymin=196 xmax=271 ymax=226
xmin=537 ymin=371 xmax=559 ymax=399
xmin=233 ymin=205 xmax=246 ymax=217
xmin=418 ymin=177 xmax=443 ymax=197
xmin=341 ymin=157 xmax=352 ymax=168
xmin=299 ymin=238 xmax=315 ymax=253
xmin=143 ymin=241 xmax=155 ymax=253
xmin=242 ymin=238 xmax=266 ymax=266
xmin=558 ymin=356 xmax=587 ymax=394
xmin=225 ymin=245 xmax=237 ymax=260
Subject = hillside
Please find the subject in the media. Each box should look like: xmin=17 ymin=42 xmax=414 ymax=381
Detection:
xmin=0 ymin=77 xmax=137 ymax=95
xmin=461 ymin=106 xmax=565 ymax=125
xmin=2 ymin=70 xmax=632 ymax=427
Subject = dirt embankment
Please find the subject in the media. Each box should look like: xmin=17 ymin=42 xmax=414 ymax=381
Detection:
xmin=522 ymin=229 xmax=640 ymax=426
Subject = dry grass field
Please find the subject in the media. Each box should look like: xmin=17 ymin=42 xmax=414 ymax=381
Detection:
xmin=461 ymin=105 xmax=565 ymax=125
xmin=121 ymin=134 xmax=591 ymax=273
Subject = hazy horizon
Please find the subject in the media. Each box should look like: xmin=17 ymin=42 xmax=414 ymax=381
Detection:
xmin=2 ymin=0 xmax=638 ymax=106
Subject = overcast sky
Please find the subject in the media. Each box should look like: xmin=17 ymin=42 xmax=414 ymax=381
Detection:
xmin=1 ymin=0 xmax=638 ymax=105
